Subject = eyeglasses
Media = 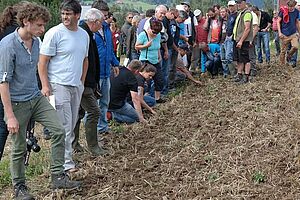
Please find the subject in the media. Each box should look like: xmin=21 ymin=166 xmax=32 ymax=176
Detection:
xmin=128 ymin=16 xmax=133 ymax=19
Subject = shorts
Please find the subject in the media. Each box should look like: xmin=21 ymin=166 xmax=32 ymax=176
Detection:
xmin=233 ymin=41 xmax=250 ymax=64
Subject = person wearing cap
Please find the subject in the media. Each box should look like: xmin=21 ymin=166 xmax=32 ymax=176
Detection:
xmin=277 ymin=0 xmax=300 ymax=65
xmin=232 ymin=0 xmax=253 ymax=83
xmin=225 ymin=0 xmax=238 ymax=76
xmin=191 ymin=9 xmax=208 ymax=74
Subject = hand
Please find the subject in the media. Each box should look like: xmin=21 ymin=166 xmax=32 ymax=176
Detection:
xmin=7 ymin=116 xmax=19 ymax=134
xmin=236 ymin=41 xmax=243 ymax=49
xmin=279 ymin=32 xmax=284 ymax=39
xmin=41 ymin=85 xmax=51 ymax=97
xmin=113 ymin=67 xmax=119 ymax=77
xmin=163 ymin=50 xmax=169 ymax=60
xmin=139 ymin=117 xmax=147 ymax=123
xmin=150 ymin=109 xmax=157 ymax=115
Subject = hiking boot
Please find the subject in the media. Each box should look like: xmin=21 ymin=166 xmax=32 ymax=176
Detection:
xmin=89 ymin=146 xmax=109 ymax=156
xmin=233 ymin=74 xmax=242 ymax=82
xmin=239 ymin=76 xmax=249 ymax=84
xmin=14 ymin=183 xmax=34 ymax=200
xmin=51 ymin=172 xmax=81 ymax=190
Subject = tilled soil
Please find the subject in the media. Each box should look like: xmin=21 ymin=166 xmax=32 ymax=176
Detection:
xmin=3 ymin=61 xmax=300 ymax=199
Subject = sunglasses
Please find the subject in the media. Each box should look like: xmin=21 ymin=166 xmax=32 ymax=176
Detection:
xmin=152 ymin=30 xmax=159 ymax=35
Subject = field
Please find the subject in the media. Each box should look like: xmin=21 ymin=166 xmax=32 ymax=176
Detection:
xmin=2 ymin=58 xmax=300 ymax=199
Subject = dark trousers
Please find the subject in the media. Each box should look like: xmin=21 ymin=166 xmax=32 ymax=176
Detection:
xmin=0 ymin=99 xmax=9 ymax=161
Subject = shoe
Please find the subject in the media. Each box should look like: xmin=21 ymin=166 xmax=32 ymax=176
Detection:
xmin=233 ymin=74 xmax=242 ymax=82
xmin=239 ymin=76 xmax=249 ymax=84
xmin=43 ymin=128 xmax=51 ymax=140
xmin=51 ymin=172 xmax=81 ymax=190
xmin=156 ymin=98 xmax=166 ymax=103
xmin=89 ymin=146 xmax=109 ymax=156
xmin=14 ymin=183 xmax=34 ymax=200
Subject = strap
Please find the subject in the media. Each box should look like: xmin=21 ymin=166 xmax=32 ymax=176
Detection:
xmin=144 ymin=30 xmax=149 ymax=60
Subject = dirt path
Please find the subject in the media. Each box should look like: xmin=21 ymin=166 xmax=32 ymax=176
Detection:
xmin=2 ymin=62 xmax=300 ymax=199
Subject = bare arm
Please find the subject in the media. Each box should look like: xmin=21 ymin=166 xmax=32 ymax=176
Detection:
xmin=0 ymin=83 xmax=19 ymax=134
xmin=81 ymin=57 xmax=88 ymax=83
xmin=138 ymin=86 xmax=156 ymax=114
xmin=237 ymin=21 xmax=251 ymax=48
xmin=131 ymin=91 xmax=145 ymax=122
xmin=277 ymin=16 xmax=283 ymax=37
xmin=38 ymin=55 xmax=51 ymax=97
xmin=135 ymin=40 xmax=152 ymax=51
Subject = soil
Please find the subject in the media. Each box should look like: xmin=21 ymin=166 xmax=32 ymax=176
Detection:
xmin=3 ymin=61 xmax=300 ymax=199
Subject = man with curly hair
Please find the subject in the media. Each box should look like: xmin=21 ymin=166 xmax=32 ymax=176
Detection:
xmin=0 ymin=1 xmax=81 ymax=199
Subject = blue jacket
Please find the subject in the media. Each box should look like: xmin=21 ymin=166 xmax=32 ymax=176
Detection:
xmin=95 ymin=21 xmax=119 ymax=79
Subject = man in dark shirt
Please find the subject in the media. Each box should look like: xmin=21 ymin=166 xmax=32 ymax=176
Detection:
xmin=108 ymin=60 xmax=145 ymax=123
xmin=252 ymin=6 xmax=272 ymax=64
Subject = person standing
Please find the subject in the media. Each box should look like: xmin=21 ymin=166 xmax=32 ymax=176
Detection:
xmin=0 ymin=2 xmax=81 ymax=199
xmin=277 ymin=0 xmax=300 ymax=65
xmin=39 ymin=0 xmax=89 ymax=173
xmin=120 ymin=12 xmax=134 ymax=55
xmin=272 ymin=10 xmax=281 ymax=56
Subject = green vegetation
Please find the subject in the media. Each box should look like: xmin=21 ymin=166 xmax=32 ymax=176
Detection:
xmin=252 ymin=171 xmax=265 ymax=183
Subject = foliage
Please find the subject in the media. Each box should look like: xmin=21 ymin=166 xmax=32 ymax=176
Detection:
xmin=0 ymin=0 xmax=61 ymax=31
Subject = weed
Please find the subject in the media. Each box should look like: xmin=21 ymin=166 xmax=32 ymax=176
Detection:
xmin=252 ymin=171 xmax=265 ymax=183
xmin=208 ymin=172 xmax=219 ymax=182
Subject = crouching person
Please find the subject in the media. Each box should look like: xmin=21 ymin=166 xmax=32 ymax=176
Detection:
xmin=108 ymin=60 xmax=145 ymax=123
xmin=0 ymin=2 xmax=80 ymax=199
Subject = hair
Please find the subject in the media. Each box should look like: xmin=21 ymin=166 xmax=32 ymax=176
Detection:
xmin=252 ymin=6 xmax=259 ymax=12
xmin=150 ymin=18 xmax=162 ymax=32
xmin=126 ymin=12 xmax=133 ymax=17
xmin=0 ymin=6 xmax=17 ymax=33
xmin=287 ymin=0 xmax=297 ymax=7
xmin=132 ymin=15 xmax=141 ymax=25
xmin=220 ymin=6 xmax=228 ymax=13
xmin=213 ymin=4 xmax=220 ymax=10
xmin=128 ymin=59 xmax=142 ymax=71
xmin=207 ymin=7 xmax=215 ymax=13
xmin=84 ymin=8 xmax=103 ymax=21
xmin=178 ymin=10 xmax=188 ymax=20
xmin=92 ymin=0 xmax=109 ymax=11
xmin=145 ymin=9 xmax=155 ymax=17
xmin=140 ymin=63 xmax=157 ymax=73
xmin=16 ymin=1 xmax=51 ymax=27
xmin=60 ymin=0 xmax=82 ymax=14
xmin=169 ymin=8 xmax=178 ymax=15
xmin=155 ymin=5 xmax=167 ymax=13
xmin=107 ymin=12 xmax=113 ymax=18
xmin=112 ymin=17 xmax=117 ymax=23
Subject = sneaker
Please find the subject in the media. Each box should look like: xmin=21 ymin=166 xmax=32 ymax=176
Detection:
xmin=233 ymin=74 xmax=242 ymax=82
xmin=51 ymin=172 xmax=81 ymax=190
xmin=239 ymin=76 xmax=249 ymax=84
xmin=14 ymin=183 xmax=34 ymax=200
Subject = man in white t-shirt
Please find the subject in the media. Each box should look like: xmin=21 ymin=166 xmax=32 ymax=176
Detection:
xmin=38 ymin=0 xmax=89 ymax=173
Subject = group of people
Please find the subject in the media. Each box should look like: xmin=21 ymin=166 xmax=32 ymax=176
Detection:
xmin=0 ymin=0 xmax=300 ymax=199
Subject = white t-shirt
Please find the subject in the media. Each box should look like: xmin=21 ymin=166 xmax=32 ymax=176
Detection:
xmin=40 ymin=23 xmax=89 ymax=86
xmin=251 ymin=11 xmax=259 ymax=26
xmin=183 ymin=16 xmax=198 ymax=37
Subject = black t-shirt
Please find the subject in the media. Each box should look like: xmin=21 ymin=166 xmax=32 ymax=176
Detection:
xmin=109 ymin=67 xmax=138 ymax=110
xmin=259 ymin=11 xmax=272 ymax=31
xmin=135 ymin=73 xmax=145 ymax=87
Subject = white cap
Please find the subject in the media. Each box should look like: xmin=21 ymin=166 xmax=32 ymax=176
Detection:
xmin=194 ymin=9 xmax=202 ymax=17
xmin=228 ymin=0 xmax=236 ymax=6
xmin=176 ymin=5 xmax=185 ymax=11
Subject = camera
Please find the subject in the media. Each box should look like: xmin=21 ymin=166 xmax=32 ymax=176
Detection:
xmin=26 ymin=133 xmax=41 ymax=153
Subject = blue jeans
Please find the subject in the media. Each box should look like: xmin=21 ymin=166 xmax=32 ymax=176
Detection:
xmin=201 ymin=52 xmax=207 ymax=73
xmin=161 ymin=49 xmax=172 ymax=95
xmin=256 ymin=31 xmax=271 ymax=63
xmin=206 ymin=56 xmax=221 ymax=76
xmin=130 ymin=52 xmax=140 ymax=61
xmin=97 ymin=77 xmax=110 ymax=133
xmin=110 ymin=102 xmax=139 ymax=123
xmin=274 ymin=31 xmax=281 ymax=56
xmin=221 ymin=37 xmax=234 ymax=75
xmin=0 ymin=99 xmax=8 ymax=161
xmin=144 ymin=95 xmax=156 ymax=107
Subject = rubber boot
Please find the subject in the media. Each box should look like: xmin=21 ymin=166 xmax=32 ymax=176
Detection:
xmin=86 ymin=130 xmax=108 ymax=156
xmin=72 ymin=118 xmax=84 ymax=153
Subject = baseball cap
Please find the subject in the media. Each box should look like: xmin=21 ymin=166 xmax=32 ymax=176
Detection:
xmin=176 ymin=5 xmax=185 ymax=11
xmin=178 ymin=43 xmax=189 ymax=51
xmin=228 ymin=0 xmax=236 ymax=6
xmin=194 ymin=9 xmax=202 ymax=17
xmin=180 ymin=2 xmax=190 ymax=7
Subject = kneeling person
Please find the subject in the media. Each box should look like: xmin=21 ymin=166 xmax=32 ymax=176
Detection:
xmin=108 ymin=60 xmax=145 ymax=123
xmin=0 ymin=2 xmax=80 ymax=200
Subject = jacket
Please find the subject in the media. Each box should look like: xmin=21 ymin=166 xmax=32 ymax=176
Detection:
xmin=79 ymin=21 xmax=100 ymax=88
xmin=95 ymin=21 xmax=120 ymax=79
xmin=235 ymin=9 xmax=253 ymax=42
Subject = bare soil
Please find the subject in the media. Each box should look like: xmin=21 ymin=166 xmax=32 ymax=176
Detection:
xmin=3 ymin=61 xmax=300 ymax=199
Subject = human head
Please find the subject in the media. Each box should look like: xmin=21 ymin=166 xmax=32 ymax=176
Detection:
xmin=140 ymin=63 xmax=156 ymax=80
xmin=145 ymin=9 xmax=155 ymax=18
xmin=236 ymin=0 xmax=247 ymax=11
xmin=16 ymin=1 xmax=50 ymax=29
xmin=149 ymin=18 xmax=162 ymax=35
xmin=0 ymin=5 xmax=17 ymax=33
xmin=60 ymin=0 xmax=82 ymax=15
xmin=106 ymin=12 xmax=113 ymax=24
xmin=178 ymin=43 xmax=189 ymax=55
xmin=84 ymin=8 xmax=103 ymax=32
xmin=92 ymin=0 xmax=109 ymax=19
xmin=180 ymin=2 xmax=190 ymax=13
xmin=155 ymin=5 xmax=167 ymax=21
xmin=273 ymin=10 xmax=278 ymax=17
xmin=176 ymin=10 xmax=188 ymax=23
xmin=194 ymin=9 xmax=202 ymax=20
xmin=213 ymin=4 xmax=220 ymax=16
xmin=220 ymin=6 xmax=228 ymax=19
xmin=132 ymin=15 xmax=141 ymax=26
xmin=207 ymin=7 xmax=216 ymax=19
xmin=111 ymin=17 xmax=117 ymax=29
xmin=296 ymin=1 xmax=300 ymax=10
xmin=166 ymin=8 xmax=179 ymax=20
xmin=287 ymin=0 xmax=297 ymax=11
xmin=125 ymin=12 xmax=134 ymax=24
xmin=227 ymin=0 xmax=237 ymax=13
xmin=60 ymin=0 xmax=81 ymax=29
xmin=251 ymin=6 xmax=260 ymax=16
xmin=127 ymin=59 xmax=142 ymax=72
